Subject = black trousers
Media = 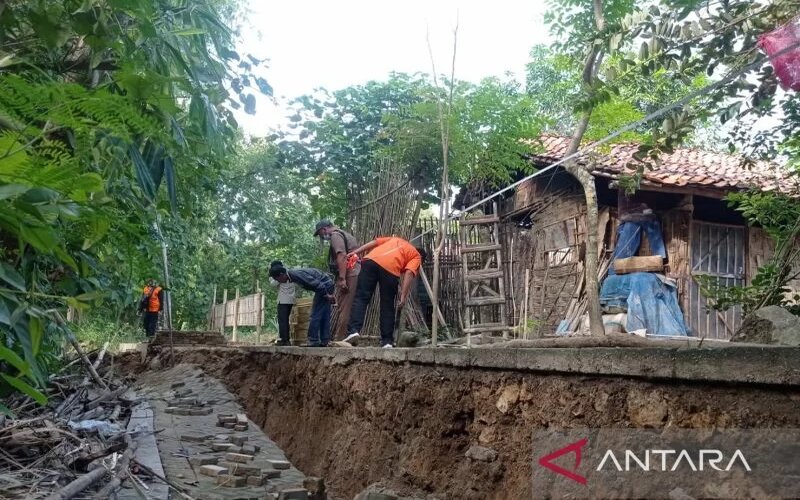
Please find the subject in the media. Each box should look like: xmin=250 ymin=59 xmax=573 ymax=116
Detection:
xmin=277 ymin=303 xmax=293 ymax=342
xmin=143 ymin=312 xmax=159 ymax=337
xmin=347 ymin=259 xmax=399 ymax=345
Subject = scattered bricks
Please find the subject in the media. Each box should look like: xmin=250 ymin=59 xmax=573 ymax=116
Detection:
xmin=189 ymin=407 xmax=213 ymax=416
xmin=278 ymin=489 xmax=309 ymax=500
xmin=216 ymin=475 xmax=247 ymax=488
xmin=181 ymin=433 xmax=210 ymax=443
xmin=199 ymin=465 xmax=228 ymax=477
xmin=230 ymin=435 xmax=248 ymax=446
xmin=234 ymin=424 xmax=248 ymax=431
xmin=247 ymin=475 xmax=267 ymax=486
xmin=211 ymin=442 xmax=237 ymax=452
xmin=214 ymin=434 xmax=231 ymax=442
xmin=236 ymin=413 xmax=248 ymax=424
xmin=267 ymin=460 xmax=291 ymax=470
xmin=165 ymin=407 xmax=193 ymax=416
xmin=170 ymin=382 xmax=185 ymax=388
xmin=174 ymin=388 xmax=193 ymax=397
xmin=222 ymin=462 xmax=260 ymax=476
xmin=303 ymin=477 xmax=326 ymax=500
xmin=262 ymin=469 xmax=282 ymax=479
xmin=225 ymin=452 xmax=254 ymax=463
xmin=239 ymin=444 xmax=259 ymax=456
xmin=188 ymin=455 xmax=218 ymax=466
xmin=218 ymin=414 xmax=236 ymax=423
xmin=224 ymin=422 xmax=236 ymax=429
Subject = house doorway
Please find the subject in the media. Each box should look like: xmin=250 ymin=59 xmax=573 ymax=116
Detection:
xmin=688 ymin=221 xmax=745 ymax=339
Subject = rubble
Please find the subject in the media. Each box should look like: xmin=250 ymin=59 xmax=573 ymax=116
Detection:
xmin=731 ymin=306 xmax=800 ymax=346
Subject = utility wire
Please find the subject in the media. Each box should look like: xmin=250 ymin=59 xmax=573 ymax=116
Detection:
xmin=406 ymin=40 xmax=800 ymax=246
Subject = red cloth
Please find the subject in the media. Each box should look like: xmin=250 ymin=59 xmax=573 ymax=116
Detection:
xmin=759 ymin=19 xmax=800 ymax=91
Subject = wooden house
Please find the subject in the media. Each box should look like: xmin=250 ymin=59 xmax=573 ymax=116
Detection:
xmin=496 ymin=135 xmax=800 ymax=339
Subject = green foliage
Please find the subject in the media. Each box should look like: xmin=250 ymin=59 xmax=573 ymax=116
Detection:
xmin=0 ymin=0 xmax=268 ymax=401
xmin=282 ymin=72 xmax=541 ymax=211
xmin=727 ymin=192 xmax=800 ymax=243
xmin=697 ymin=264 xmax=800 ymax=316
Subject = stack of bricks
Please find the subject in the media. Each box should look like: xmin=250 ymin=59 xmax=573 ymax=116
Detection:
xmin=216 ymin=413 xmax=249 ymax=432
xmin=163 ymin=383 xmax=213 ymax=416
xmin=150 ymin=330 xmax=227 ymax=346
xmin=189 ymin=423 xmax=307 ymax=492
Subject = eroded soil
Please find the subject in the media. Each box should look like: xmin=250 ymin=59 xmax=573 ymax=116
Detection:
xmin=119 ymin=348 xmax=800 ymax=499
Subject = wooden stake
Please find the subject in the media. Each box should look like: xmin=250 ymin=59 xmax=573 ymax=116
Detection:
xmin=256 ymin=292 xmax=263 ymax=343
xmin=232 ymin=288 xmax=240 ymax=342
xmin=221 ymin=289 xmax=228 ymax=334
xmin=419 ymin=267 xmax=446 ymax=329
xmin=523 ymin=269 xmax=530 ymax=340
xmin=208 ymin=285 xmax=217 ymax=330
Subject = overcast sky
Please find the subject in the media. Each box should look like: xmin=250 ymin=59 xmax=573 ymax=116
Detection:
xmin=234 ymin=0 xmax=551 ymax=136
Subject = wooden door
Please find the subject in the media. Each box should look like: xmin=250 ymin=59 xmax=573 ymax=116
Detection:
xmin=688 ymin=221 xmax=745 ymax=339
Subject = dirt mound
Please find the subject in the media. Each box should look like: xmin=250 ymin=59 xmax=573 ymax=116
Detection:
xmin=118 ymin=349 xmax=800 ymax=499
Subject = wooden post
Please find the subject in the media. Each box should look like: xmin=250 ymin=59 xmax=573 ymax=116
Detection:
xmin=232 ymin=288 xmax=240 ymax=342
xmin=208 ymin=285 xmax=217 ymax=331
xmin=523 ymin=269 xmax=530 ymax=340
xmin=221 ymin=289 xmax=228 ymax=334
xmin=256 ymin=292 xmax=264 ymax=343
xmin=419 ymin=267 xmax=446 ymax=330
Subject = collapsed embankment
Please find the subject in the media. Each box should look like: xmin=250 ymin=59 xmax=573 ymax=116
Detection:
xmin=121 ymin=346 xmax=800 ymax=499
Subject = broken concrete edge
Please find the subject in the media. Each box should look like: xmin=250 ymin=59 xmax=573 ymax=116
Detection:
xmin=166 ymin=344 xmax=800 ymax=387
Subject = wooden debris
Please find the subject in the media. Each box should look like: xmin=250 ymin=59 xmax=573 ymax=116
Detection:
xmin=614 ymin=255 xmax=664 ymax=274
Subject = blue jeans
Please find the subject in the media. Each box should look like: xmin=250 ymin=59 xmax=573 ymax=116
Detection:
xmin=307 ymin=292 xmax=331 ymax=345
xmin=610 ymin=220 xmax=666 ymax=275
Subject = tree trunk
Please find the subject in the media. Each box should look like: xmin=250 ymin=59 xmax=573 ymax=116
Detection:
xmin=562 ymin=0 xmax=606 ymax=336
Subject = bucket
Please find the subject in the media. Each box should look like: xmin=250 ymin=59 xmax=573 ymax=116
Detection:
xmin=289 ymin=297 xmax=312 ymax=345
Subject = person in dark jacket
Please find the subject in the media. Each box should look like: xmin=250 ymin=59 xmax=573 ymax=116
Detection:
xmin=269 ymin=262 xmax=336 ymax=347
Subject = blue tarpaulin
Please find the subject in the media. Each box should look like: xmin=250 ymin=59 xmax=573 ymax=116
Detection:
xmin=600 ymin=272 xmax=688 ymax=336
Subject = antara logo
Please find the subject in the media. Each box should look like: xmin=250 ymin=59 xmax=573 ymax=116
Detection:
xmin=537 ymin=438 xmax=589 ymax=485
xmin=536 ymin=438 xmax=753 ymax=486
xmin=596 ymin=449 xmax=751 ymax=472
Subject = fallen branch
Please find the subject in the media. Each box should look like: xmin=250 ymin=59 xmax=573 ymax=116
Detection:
xmin=133 ymin=459 xmax=194 ymax=500
xmin=44 ymin=466 xmax=106 ymax=500
xmin=92 ymin=435 xmax=137 ymax=499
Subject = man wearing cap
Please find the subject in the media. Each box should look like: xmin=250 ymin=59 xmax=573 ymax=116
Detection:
xmin=343 ymin=236 xmax=427 ymax=348
xmin=314 ymin=220 xmax=361 ymax=341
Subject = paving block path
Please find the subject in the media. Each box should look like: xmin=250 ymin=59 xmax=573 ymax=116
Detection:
xmin=134 ymin=363 xmax=307 ymax=499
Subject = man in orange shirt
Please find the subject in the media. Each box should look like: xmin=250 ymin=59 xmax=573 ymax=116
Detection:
xmin=343 ymin=236 xmax=426 ymax=347
xmin=138 ymin=278 xmax=164 ymax=338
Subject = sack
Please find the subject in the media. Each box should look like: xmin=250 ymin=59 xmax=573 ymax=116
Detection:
xmin=759 ymin=19 xmax=800 ymax=91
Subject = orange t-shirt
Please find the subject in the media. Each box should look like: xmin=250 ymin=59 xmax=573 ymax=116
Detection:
xmin=365 ymin=237 xmax=422 ymax=277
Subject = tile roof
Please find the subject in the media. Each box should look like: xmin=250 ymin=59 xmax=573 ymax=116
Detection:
xmin=526 ymin=135 xmax=800 ymax=196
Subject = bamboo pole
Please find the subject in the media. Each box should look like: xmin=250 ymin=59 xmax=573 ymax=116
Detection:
xmin=208 ymin=285 xmax=217 ymax=331
xmin=523 ymin=269 xmax=530 ymax=340
xmin=232 ymin=288 xmax=240 ymax=342
xmin=419 ymin=267 xmax=446 ymax=328
xmin=221 ymin=289 xmax=228 ymax=334
xmin=256 ymin=292 xmax=264 ymax=343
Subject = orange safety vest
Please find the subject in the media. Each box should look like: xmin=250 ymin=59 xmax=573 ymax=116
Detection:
xmin=143 ymin=286 xmax=162 ymax=313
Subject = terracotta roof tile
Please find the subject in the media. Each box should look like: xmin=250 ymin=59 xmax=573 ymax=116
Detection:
xmin=524 ymin=135 xmax=800 ymax=195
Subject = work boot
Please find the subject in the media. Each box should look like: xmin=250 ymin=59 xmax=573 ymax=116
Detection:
xmin=275 ymin=339 xmax=290 ymax=347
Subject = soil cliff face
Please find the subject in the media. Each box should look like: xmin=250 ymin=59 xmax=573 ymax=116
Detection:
xmin=125 ymin=349 xmax=800 ymax=499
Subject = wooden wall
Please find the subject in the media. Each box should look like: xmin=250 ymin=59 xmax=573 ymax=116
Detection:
xmin=504 ymin=182 xmax=586 ymax=334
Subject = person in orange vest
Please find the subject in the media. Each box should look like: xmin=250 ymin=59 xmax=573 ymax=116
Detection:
xmin=343 ymin=236 xmax=426 ymax=348
xmin=138 ymin=278 xmax=164 ymax=338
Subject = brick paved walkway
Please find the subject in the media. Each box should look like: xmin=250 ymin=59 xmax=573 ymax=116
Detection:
xmin=134 ymin=363 xmax=309 ymax=499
